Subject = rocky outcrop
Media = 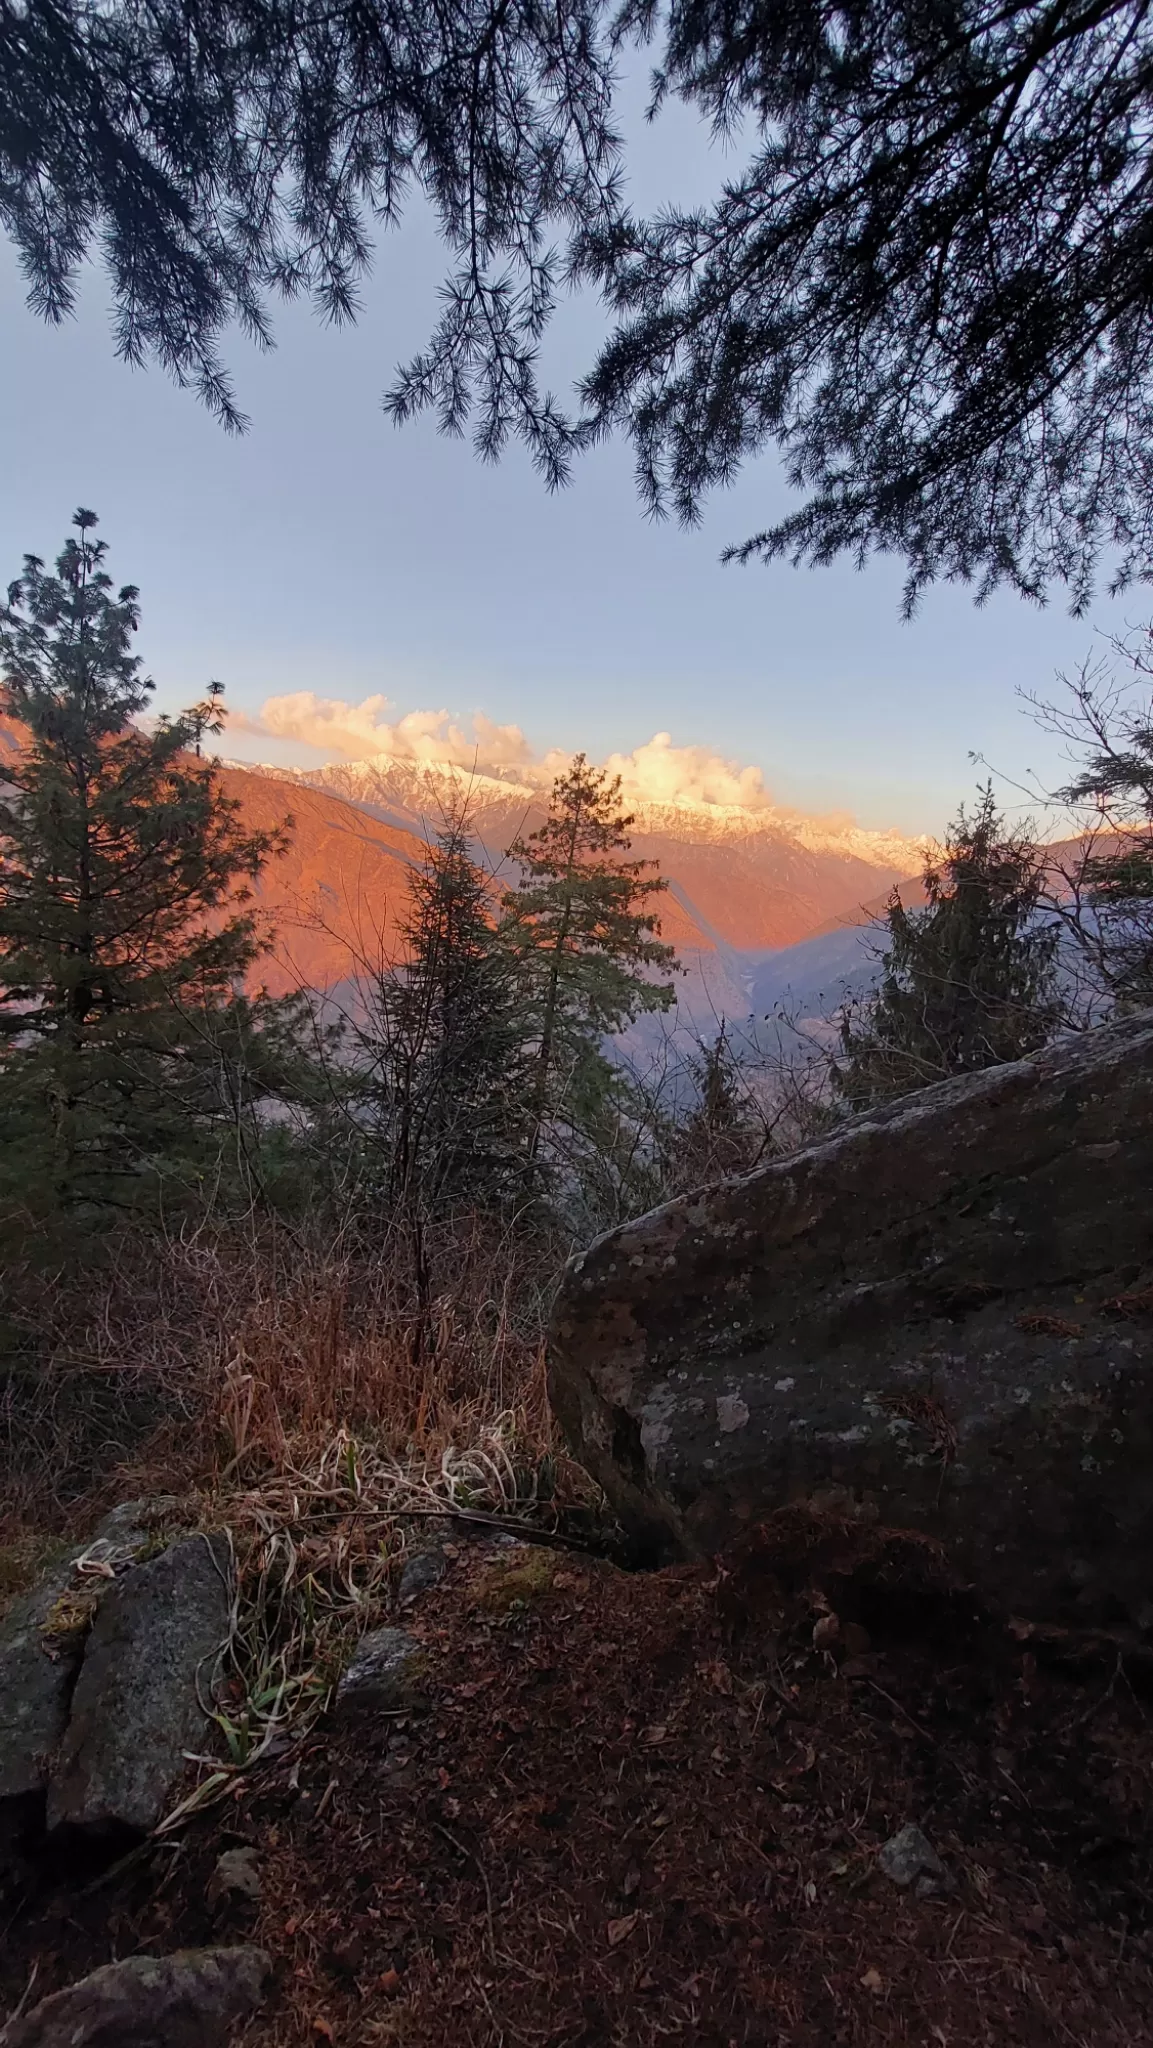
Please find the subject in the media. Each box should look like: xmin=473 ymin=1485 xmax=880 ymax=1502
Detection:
xmin=549 ymin=1014 xmax=1153 ymax=1623
xmin=0 ymin=1946 xmax=269 ymax=2048
xmin=47 ymin=1534 xmax=232 ymax=1838
xmin=1 ymin=1511 xmax=232 ymax=1871
xmin=0 ymin=1505 xmax=173 ymax=1867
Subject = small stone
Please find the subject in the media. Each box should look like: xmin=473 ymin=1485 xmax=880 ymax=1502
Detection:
xmin=335 ymin=1628 xmax=422 ymax=1716
xmin=878 ymin=1823 xmax=953 ymax=1896
xmin=0 ymin=1945 xmax=269 ymax=2048
xmin=397 ymin=1549 xmax=447 ymax=1605
xmin=208 ymin=1846 xmax=262 ymax=1908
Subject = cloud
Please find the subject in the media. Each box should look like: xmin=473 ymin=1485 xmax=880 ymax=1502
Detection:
xmin=234 ymin=691 xmax=537 ymax=771
xmin=604 ymin=732 xmax=771 ymax=811
xmin=233 ymin=691 xmax=778 ymax=813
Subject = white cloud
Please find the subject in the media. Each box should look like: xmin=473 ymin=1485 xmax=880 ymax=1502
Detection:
xmin=604 ymin=731 xmax=771 ymax=811
xmin=235 ymin=692 xmax=776 ymax=814
xmin=234 ymin=691 xmax=537 ymax=772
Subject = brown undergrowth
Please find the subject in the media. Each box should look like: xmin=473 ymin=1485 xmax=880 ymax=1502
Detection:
xmin=4 ymin=1523 xmax=1153 ymax=2047
xmin=0 ymin=1213 xmax=561 ymax=1563
xmin=0 ymin=1212 xmax=596 ymax=1827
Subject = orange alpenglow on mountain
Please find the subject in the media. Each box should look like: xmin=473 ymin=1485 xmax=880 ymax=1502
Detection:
xmin=0 ymin=712 xmax=427 ymax=998
xmin=0 ymin=713 xmax=929 ymax=1008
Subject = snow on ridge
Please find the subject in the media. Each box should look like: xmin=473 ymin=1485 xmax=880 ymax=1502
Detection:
xmin=227 ymin=751 xmax=922 ymax=872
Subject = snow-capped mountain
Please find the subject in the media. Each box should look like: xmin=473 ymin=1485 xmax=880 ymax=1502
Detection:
xmin=242 ymin=752 xmax=924 ymax=963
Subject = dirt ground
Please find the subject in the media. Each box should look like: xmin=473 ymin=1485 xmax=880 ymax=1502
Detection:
xmin=4 ymin=1518 xmax=1153 ymax=2047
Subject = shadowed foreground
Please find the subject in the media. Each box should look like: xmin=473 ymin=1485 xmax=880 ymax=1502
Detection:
xmin=3 ymin=1523 xmax=1151 ymax=2047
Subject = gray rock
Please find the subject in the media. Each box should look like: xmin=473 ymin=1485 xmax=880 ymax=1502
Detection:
xmin=878 ymin=1824 xmax=952 ymax=1896
xmin=0 ymin=1503 xmax=174 ymax=1861
xmin=335 ymin=1627 xmax=422 ymax=1716
xmin=46 ymin=1533 xmax=232 ymax=1838
xmin=548 ymin=1013 xmax=1153 ymax=1622
xmin=208 ymin=1845 xmax=262 ymax=1908
xmin=0 ymin=1946 xmax=269 ymax=2048
xmin=398 ymin=1548 xmax=447 ymax=1605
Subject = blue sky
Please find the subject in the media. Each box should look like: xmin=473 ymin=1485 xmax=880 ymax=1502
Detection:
xmin=0 ymin=68 xmax=1137 ymax=836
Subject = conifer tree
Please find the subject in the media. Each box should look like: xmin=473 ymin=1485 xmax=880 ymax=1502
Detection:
xmin=668 ymin=1024 xmax=768 ymax=1192
xmin=0 ymin=510 xmax=291 ymax=1218
xmin=500 ymin=755 xmax=677 ymax=1164
xmin=1030 ymin=635 xmax=1153 ymax=1007
xmin=834 ymin=790 xmax=1060 ymax=1111
xmin=368 ymin=809 xmax=528 ymax=1214
xmin=10 ymin=0 xmax=1153 ymax=605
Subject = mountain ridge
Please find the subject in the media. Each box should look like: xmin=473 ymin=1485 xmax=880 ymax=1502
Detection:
xmin=232 ymin=750 xmax=923 ymax=960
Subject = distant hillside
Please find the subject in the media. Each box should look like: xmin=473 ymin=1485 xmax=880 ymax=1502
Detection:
xmin=212 ymin=765 xmax=427 ymax=996
xmin=0 ymin=715 xmax=429 ymax=1000
xmin=2 ymin=716 xmax=927 ymax=1032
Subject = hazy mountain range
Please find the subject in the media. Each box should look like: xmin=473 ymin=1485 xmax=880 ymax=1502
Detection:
xmin=0 ymin=715 xmax=925 ymax=1035
xmin=237 ymin=752 xmax=925 ymax=1037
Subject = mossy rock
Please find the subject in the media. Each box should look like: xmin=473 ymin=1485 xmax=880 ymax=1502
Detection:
xmin=476 ymin=1550 xmax=556 ymax=1614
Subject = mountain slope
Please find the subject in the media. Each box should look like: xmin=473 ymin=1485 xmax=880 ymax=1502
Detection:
xmin=2 ymin=716 xmax=922 ymax=1030
xmin=0 ymin=716 xmax=431 ymax=999
xmin=263 ymin=754 xmax=922 ymax=952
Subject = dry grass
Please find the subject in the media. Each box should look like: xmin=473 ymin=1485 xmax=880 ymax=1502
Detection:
xmin=0 ymin=1211 xmax=558 ymax=1546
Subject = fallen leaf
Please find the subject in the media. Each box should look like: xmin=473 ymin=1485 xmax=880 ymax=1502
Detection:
xmin=641 ymin=1725 xmax=668 ymax=1746
xmin=860 ymin=1968 xmax=884 ymax=1993
xmin=607 ymin=1913 xmax=639 ymax=1947
xmin=379 ymin=1969 xmax=402 ymax=1996
xmin=312 ymin=2019 xmax=335 ymax=2041
xmin=812 ymin=1613 xmax=841 ymax=1652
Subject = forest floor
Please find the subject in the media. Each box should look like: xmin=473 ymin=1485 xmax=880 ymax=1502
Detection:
xmin=3 ymin=1514 xmax=1153 ymax=2048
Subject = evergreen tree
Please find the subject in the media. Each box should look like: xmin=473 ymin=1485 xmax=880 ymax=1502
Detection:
xmin=668 ymin=1024 xmax=768 ymax=1192
xmin=0 ymin=510 xmax=291 ymax=1219
xmin=500 ymin=755 xmax=677 ymax=1164
xmin=8 ymin=0 xmax=1153 ymax=605
xmin=1034 ymin=636 xmax=1153 ymax=1006
xmin=365 ymin=809 xmax=529 ymax=1214
xmin=834 ymin=790 xmax=1061 ymax=1111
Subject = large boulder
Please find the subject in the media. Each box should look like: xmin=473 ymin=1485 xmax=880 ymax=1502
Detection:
xmin=0 ymin=1947 xmax=269 ymax=2048
xmin=46 ymin=1533 xmax=232 ymax=1839
xmin=549 ymin=1013 xmax=1153 ymax=1623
